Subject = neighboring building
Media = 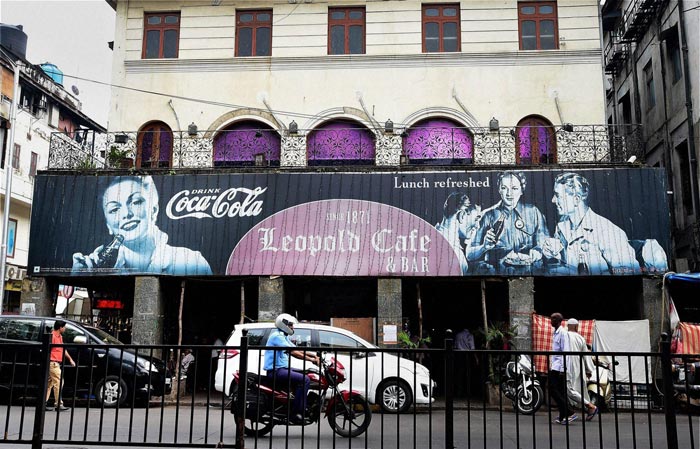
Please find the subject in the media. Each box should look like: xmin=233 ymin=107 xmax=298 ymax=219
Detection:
xmin=26 ymin=1 xmax=669 ymax=357
xmin=0 ymin=24 xmax=105 ymax=313
xmin=602 ymin=0 xmax=699 ymax=272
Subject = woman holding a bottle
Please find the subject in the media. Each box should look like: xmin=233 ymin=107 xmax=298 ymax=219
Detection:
xmin=71 ymin=175 xmax=212 ymax=275
xmin=466 ymin=171 xmax=549 ymax=273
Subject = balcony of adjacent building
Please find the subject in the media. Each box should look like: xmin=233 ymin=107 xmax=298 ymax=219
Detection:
xmin=604 ymin=32 xmax=630 ymax=75
xmin=620 ymin=0 xmax=667 ymax=42
xmin=47 ymin=118 xmax=645 ymax=172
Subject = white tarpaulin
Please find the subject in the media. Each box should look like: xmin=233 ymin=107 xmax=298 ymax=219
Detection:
xmin=593 ymin=320 xmax=651 ymax=384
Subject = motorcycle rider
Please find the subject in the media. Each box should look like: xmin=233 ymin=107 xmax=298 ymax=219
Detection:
xmin=264 ymin=313 xmax=320 ymax=423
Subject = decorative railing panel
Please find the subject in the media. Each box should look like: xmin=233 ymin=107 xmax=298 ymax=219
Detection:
xmin=47 ymin=125 xmax=644 ymax=170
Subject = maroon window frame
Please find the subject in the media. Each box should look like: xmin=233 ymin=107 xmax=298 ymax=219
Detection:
xmin=142 ymin=12 xmax=180 ymax=59
xmin=422 ymin=4 xmax=461 ymax=53
xmin=518 ymin=1 xmax=558 ymax=50
xmin=236 ymin=10 xmax=272 ymax=57
xmin=137 ymin=121 xmax=173 ymax=169
xmin=328 ymin=7 xmax=366 ymax=55
xmin=515 ymin=116 xmax=557 ymax=165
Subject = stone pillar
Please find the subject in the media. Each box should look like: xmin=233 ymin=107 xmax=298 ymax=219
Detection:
xmin=132 ymin=276 xmax=164 ymax=346
xmin=641 ymin=277 xmax=663 ymax=350
xmin=377 ymin=278 xmax=402 ymax=347
xmin=258 ymin=276 xmax=284 ymax=322
xmin=508 ymin=277 xmax=534 ymax=351
xmin=19 ymin=276 xmax=55 ymax=316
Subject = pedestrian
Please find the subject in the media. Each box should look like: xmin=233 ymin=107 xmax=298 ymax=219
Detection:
xmin=549 ymin=313 xmax=577 ymax=425
xmin=454 ymin=327 xmax=476 ymax=397
xmin=210 ymin=333 xmax=223 ymax=391
xmin=181 ymin=349 xmax=196 ymax=394
xmin=46 ymin=320 xmax=76 ymax=411
xmin=565 ymin=318 xmax=598 ymax=420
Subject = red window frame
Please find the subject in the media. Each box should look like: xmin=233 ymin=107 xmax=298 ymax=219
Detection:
xmin=236 ymin=9 xmax=273 ymax=57
xmin=421 ymin=4 xmax=461 ymax=53
xmin=142 ymin=12 xmax=180 ymax=59
xmin=517 ymin=1 xmax=559 ymax=50
xmin=328 ymin=7 xmax=366 ymax=55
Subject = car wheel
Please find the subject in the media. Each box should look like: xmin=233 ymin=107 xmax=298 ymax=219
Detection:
xmin=377 ymin=379 xmax=412 ymax=413
xmin=95 ymin=376 xmax=128 ymax=408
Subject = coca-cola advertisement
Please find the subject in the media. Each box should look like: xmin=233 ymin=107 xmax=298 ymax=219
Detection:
xmin=28 ymin=168 xmax=670 ymax=277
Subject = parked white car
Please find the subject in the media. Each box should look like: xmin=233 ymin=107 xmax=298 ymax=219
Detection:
xmin=214 ymin=322 xmax=434 ymax=413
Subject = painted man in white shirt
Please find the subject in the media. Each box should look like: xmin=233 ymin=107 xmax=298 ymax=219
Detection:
xmin=543 ymin=172 xmax=640 ymax=275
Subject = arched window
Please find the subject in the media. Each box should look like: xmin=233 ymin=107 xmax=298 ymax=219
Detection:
xmin=515 ymin=116 xmax=556 ymax=164
xmin=212 ymin=121 xmax=281 ymax=166
xmin=307 ymin=119 xmax=375 ymax=166
xmin=136 ymin=121 xmax=173 ymax=168
xmin=403 ymin=118 xmax=473 ymax=164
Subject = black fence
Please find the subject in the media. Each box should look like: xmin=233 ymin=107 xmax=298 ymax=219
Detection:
xmin=0 ymin=332 xmax=696 ymax=449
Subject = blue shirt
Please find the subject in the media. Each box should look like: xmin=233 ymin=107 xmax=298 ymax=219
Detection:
xmin=264 ymin=330 xmax=295 ymax=371
xmin=551 ymin=326 xmax=569 ymax=373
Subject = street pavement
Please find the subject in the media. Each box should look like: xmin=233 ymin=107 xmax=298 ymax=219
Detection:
xmin=1 ymin=403 xmax=698 ymax=449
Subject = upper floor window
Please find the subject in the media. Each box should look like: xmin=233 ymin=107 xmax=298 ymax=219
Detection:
xmin=12 ymin=144 xmax=20 ymax=170
xmin=328 ymin=7 xmax=365 ymax=55
xmin=143 ymin=13 xmax=180 ymax=59
xmin=213 ymin=120 xmax=281 ymax=167
xmin=422 ymin=4 xmax=461 ymax=53
xmin=515 ymin=116 xmax=556 ymax=164
xmin=236 ymin=10 xmax=272 ymax=56
xmin=136 ymin=121 xmax=173 ymax=168
xmin=644 ymin=61 xmax=656 ymax=109
xmin=307 ymin=119 xmax=375 ymax=166
xmin=403 ymin=118 xmax=473 ymax=164
xmin=518 ymin=2 xmax=558 ymax=50
xmin=666 ymin=32 xmax=682 ymax=84
xmin=30 ymin=152 xmax=38 ymax=177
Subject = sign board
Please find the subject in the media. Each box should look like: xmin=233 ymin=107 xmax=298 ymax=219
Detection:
xmin=28 ymin=168 xmax=670 ymax=277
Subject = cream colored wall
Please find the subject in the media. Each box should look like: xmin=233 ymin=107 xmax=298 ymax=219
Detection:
xmin=110 ymin=0 xmax=606 ymax=131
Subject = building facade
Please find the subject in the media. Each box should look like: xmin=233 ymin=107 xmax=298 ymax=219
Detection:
xmin=25 ymin=1 xmax=669 ymax=353
xmin=0 ymin=25 xmax=104 ymax=313
xmin=602 ymin=0 xmax=700 ymax=272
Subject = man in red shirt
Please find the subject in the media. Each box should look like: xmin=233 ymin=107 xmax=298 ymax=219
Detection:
xmin=46 ymin=320 xmax=75 ymax=411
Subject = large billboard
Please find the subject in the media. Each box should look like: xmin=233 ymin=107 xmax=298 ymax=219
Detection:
xmin=28 ymin=168 xmax=670 ymax=277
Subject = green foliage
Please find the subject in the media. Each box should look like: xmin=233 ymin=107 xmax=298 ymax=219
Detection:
xmin=107 ymin=145 xmax=131 ymax=167
xmin=479 ymin=321 xmax=518 ymax=350
xmin=397 ymin=330 xmax=431 ymax=349
xmin=76 ymin=155 xmax=95 ymax=170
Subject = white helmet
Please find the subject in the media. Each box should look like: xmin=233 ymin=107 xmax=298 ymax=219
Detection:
xmin=275 ymin=313 xmax=298 ymax=335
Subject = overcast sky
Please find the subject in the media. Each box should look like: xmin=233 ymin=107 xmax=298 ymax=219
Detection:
xmin=1 ymin=0 xmax=115 ymax=127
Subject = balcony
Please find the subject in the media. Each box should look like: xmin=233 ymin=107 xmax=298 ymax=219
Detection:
xmin=47 ymin=124 xmax=644 ymax=171
xmin=621 ymin=0 xmax=665 ymax=42
xmin=604 ymin=33 xmax=629 ymax=75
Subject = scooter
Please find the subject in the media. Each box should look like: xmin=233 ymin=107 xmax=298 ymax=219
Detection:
xmin=230 ymin=354 xmax=371 ymax=438
xmin=500 ymin=354 xmax=544 ymax=415
xmin=587 ymin=355 xmax=616 ymax=410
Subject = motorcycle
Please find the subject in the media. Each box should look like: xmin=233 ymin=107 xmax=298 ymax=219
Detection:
xmin=587 ymin=355 xmax=616 ymax=410
xmin=671 ymin=359 xmax=700 ymax=409
xmin=499 ymin=354 xmax=544 ymax=414
xmin=230 ymin=354 xmax=371 ymax=438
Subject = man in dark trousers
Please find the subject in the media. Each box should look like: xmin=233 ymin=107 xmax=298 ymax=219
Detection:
xmin=46 ymin=320 xmax=76 ymax=411
xmin=549 ymin=313 xmax=577 ymax=424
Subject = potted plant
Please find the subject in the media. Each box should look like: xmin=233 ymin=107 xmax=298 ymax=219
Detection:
xmin=479 ymin=321 xmax=518 ymax=405
xmin=107 ymin=145 xmax=133 ymax=168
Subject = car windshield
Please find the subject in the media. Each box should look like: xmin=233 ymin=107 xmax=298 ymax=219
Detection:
xmin=85 ymin=326 xmax=123 ymax=345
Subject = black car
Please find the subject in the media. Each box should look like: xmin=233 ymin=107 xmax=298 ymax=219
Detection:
xmin=0 ymin=316 xmax=171 ymax=407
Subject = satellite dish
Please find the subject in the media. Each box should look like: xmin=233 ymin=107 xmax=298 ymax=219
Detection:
xmin=71 ymin=85 xmax=80 ymax=95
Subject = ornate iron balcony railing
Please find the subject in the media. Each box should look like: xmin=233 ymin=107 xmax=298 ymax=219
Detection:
xmin=47 ymin=124 xmax=644 ymax=171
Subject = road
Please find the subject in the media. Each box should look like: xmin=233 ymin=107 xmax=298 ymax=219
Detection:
xmin=1 ymin=404 xmax=698 ymax=448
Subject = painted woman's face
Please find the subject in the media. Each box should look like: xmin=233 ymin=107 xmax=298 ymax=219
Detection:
xmin=499 ymin=175 xmax=523 ymax=209
xmin=102 ymin=180 xmax=158 ymax=244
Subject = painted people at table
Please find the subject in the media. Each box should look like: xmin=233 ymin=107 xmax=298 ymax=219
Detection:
xmin=542 ymin=172 xmax=640 ymax=275
xmin=467 ymin=171 xmax=549 ymax=269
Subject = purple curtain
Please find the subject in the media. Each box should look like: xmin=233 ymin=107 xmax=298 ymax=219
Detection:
xmin=140 ymin=127 xmax=173 ymax=168
xmin=307 ymin=121 xmax=375 ymax=165
xmin=517 ymin=124 xmax=555 ymax=164
xmin=403 ymin=119 xmax=473 ymax=163
xmin=213 ymin=122 xmax=281 ymax=166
